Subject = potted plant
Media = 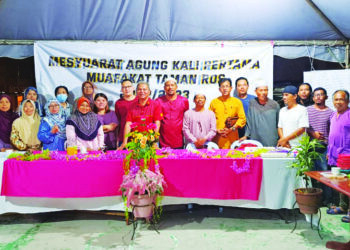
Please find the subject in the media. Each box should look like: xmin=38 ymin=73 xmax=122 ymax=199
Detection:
xmin=288 ymin=133 xmax=324 ymax=214
xmin=120 ymin=121 xmax=166 ymax=222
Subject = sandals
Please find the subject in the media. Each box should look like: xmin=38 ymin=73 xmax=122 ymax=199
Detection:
xmin=341 ymin=211 xmax=350 ymax=223
xmin=326 ymin=206 xmax=347 ymax=215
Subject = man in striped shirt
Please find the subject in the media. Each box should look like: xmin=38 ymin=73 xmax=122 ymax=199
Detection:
xmin=307 ymin=87 xmax=333 ymax=205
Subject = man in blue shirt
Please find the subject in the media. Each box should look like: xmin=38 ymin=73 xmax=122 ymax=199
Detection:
xmin=234 ymin=77 xmax=255 ymax=138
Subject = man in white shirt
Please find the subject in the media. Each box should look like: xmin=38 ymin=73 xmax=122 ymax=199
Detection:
xmin=277 ymin=85 xmax=309 ymax=148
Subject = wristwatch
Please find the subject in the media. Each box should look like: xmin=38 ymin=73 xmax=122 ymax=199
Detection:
xmin=231 ymin=126 xmax=236 ymax=131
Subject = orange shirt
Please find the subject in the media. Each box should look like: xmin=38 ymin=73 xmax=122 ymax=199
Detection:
xmin=209 ymin=96 xmax=246 ymax=149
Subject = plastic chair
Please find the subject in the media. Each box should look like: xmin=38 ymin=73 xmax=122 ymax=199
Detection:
xmin=185 ymin=142 xmax=219 ymax=150
xmin=230 ymin=139 xmax=263 ymax=149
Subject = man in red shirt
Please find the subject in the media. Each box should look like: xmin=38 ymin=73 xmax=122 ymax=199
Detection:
xmin=117 ymin=82 xmax=163 ymax=150
xmin=156 ymin=78 xmax=189 ymax=148
xmin=115 ymin=79 xmax=137 ymax=147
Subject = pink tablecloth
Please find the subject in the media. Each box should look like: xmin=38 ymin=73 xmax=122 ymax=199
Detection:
xmin=1 ymin=157 xmax=263 ymax=200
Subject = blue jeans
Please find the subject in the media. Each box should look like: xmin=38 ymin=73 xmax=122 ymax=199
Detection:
xmin=315 ymin=147 xmax=333 ymax=204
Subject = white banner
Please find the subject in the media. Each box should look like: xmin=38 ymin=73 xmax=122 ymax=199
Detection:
xmin=304 ymin=69 xmax=350 ymax=110
xmin=34 ymin=41 xmax=273 ymax=108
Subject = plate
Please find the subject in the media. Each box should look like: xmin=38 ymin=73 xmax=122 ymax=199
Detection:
xmin=320 ymin=172 xmax=347 ymax=179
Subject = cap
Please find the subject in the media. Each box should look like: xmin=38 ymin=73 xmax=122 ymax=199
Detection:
xmin=283 ymin=85 xmax=298 ymax=95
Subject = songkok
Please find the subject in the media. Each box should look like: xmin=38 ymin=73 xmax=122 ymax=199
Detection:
xmin=283 ymin=85 xmax=298 ymax=95
xmin=255 ymin=79 xmax=268 ymax=89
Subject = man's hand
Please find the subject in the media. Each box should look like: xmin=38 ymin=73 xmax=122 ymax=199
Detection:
xmin=312 ymin=131 xmax=325 ymax=140
xmin=277 ymin=137 xmax=291 ymax=148
xmin=117 ymin=143 xmax=126 ymax=150
xmin=194 ymin=138 xmax=206 ymax=149
xmin=239 ymin=136 xmax=247 ymax=142
xmin=218 ymin=128 xmax=231 ymax=138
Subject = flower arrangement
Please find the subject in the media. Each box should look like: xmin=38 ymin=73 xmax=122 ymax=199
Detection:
xmin=120 ymin=121 xmax=166 ymax=221
xmin=123 ymin=121 xmax=159 ymax=170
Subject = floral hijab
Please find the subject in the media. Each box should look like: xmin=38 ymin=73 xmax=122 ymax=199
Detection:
xmin=0 ymin=94 xmax=19 ymax=143
xmin=66 ymin=97 xmax=101 ymax=140
xmin=43 ymin=99 xmax=67 ymax=139
xmin=13 ymin=99 xmax=41 ymax=146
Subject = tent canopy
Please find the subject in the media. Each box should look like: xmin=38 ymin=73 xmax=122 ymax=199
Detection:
xmin=0 ymin=0 xmax=349 ymax=41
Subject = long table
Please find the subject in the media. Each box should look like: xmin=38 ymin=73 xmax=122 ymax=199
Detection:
xmin=305 ymin=171 xmax=350 ymax=197
xmin=0 ymin=152 xmax=296 ymax=214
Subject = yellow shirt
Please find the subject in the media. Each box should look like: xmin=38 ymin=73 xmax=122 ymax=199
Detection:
xmin=209 ymin=96 xmax=246 ymax=149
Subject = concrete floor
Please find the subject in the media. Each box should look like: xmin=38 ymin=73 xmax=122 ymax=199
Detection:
xmin=0 ymin=205 xmax=349 ymax=250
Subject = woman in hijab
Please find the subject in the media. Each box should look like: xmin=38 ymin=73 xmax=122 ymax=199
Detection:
xmin=66 ymin=97 xmax=104 ymax=151
xmin=73 ymin=81 xmax=96 ymax=112
xmin=0 ymin=94 xmax=19 ymax=149
xmin=81 ymin=81 xmax=96 ymax=109
xmin=10 ymin=99 xmax=41 ymax=151
xmin=22 ymin=87 xmax=45 ymax=117
xmin=93 ymin=93 xmax=119 ymax=150
xmin=55 ymin=85 xmax=72 ymax=117
xmin=37 ymin=99 xmax=67 ymax=151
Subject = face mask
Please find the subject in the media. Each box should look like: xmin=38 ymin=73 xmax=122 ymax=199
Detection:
xmin=56 ymin=94 xmax=68 ymax=103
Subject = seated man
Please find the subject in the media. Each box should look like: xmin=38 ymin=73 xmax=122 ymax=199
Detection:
xmin=183 ymin=93 xmax=217 ymax=149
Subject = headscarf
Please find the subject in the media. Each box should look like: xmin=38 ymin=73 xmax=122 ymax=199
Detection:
xmin=0 ymin=94 xmax=19 ymax=144
xmin=13 ymin=99 xmax=41 ymax=146
xmin=43 ymin=99 xmax=67 ymax=139
xmin=22 ymin=87 xmax=44 ymax=117
xmin=66 ymin=97 xmax=101 ymax=140
xmin=82 ymin=81 xmax=95 ymax=110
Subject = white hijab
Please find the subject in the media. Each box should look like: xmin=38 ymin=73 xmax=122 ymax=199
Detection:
xmin=13 ymin=99 xmax=41 ymax=146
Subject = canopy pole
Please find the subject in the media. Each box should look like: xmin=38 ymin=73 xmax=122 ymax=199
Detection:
xmin=346 ymin=44 xmax=350 ymax=69
xmin=305 ymin=0 xmax=349 ymax=43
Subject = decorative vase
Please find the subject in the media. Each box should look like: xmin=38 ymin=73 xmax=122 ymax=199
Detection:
xmin=131 ymin=194 xmax=154 ymax=219
xmin=294 ymin=188 xmax=323 ymax=214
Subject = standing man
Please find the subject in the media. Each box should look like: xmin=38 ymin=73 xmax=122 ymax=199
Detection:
xmin=209 ymin=78 xmax=246 ymax=149
xmin=118 ymin=82 xmax=163 ymax=150
xmin=183 ymin=93 xmax=217 ymax=149
xmin=234 ymin=77 xmax=255 ymax=138
xmin=277 ymin=85 xmax=309 ymax=148
xmin=326 ymin=90 xmax=350 ymax=220
xmin=156 ymin=78 xmax=189 ymax=149
xmin=115 ymin=79 xmax=137 ymax=147
xmin=307 ymin=87 xmax=333 ymax=170
xmin=297 ymin=83 xmax=314 ymax=107
xmin=307 ymin=87 xmax=334 ymax=205
xmin=240 ymin=81 xmax=280 ymax=146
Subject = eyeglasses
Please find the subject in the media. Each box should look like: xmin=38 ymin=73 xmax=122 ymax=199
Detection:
xmin=84 ymin=86 xmax=93 ymax=89
xmin=48 ymin=104 xmax=60 ymax=108
xmin=137 ymin=89 xmax=148 ymax=92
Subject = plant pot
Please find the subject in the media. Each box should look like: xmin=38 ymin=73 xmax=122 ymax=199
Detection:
xmin=131 ymin=194 xmax=154 ymax=219
xmin=293 ymin=188 xmax=323 ymax=214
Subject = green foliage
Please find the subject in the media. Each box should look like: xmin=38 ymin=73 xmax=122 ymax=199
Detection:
xmin=288 ymin=134 xmax=324 ymax=188
xmin=7 ymin=150 xmax=51 ymax=161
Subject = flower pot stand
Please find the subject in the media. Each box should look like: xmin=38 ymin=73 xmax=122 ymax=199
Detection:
xmin=290 ymin=200 xmax=323 ymax=240
xmin=129 ymin=195 xmax=160 ymax=240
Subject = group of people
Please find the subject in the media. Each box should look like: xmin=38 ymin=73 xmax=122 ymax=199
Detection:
xmin=0 ymin=77 xmax=349 ymax=221
xmin=0 ymin=82 xmax=118 ymax=152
